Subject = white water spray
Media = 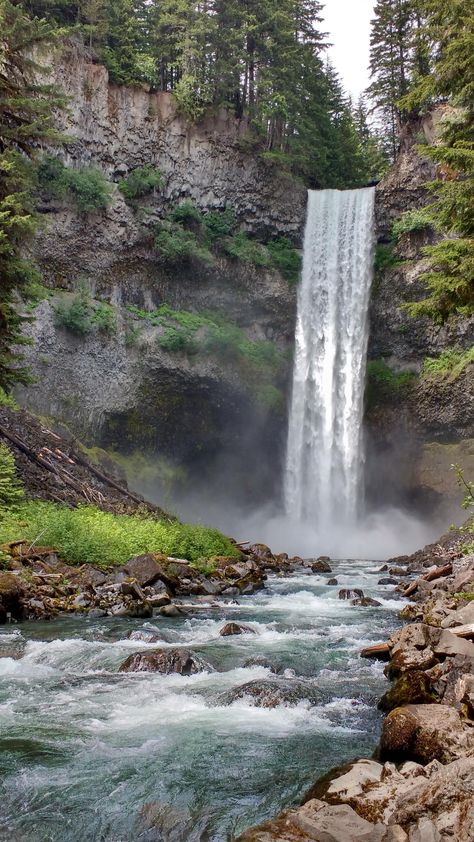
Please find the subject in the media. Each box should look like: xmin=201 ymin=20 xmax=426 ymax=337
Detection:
xmin=285 ymin=188 xmax=375 ymax=527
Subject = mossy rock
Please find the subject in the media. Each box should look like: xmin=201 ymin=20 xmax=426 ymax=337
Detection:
xmin=379 ymin=670 xmax=437 ymax=712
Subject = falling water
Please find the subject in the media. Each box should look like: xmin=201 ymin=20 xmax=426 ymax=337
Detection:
xmin=285 ymin=187 xmax=375 ymax=527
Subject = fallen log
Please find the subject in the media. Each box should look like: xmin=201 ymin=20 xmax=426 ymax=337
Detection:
xmin=402 ymin=563 xmax=453 ymax=598
xmin=360 ymin=642 xmax=390 ymax=660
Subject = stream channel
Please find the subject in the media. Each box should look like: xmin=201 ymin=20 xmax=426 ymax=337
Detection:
xmin=1 ymin=561 xmax=404 ymax=841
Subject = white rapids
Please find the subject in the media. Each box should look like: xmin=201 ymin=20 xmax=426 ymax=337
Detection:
xmin=285 ymin=187 xmax=375 ymax=527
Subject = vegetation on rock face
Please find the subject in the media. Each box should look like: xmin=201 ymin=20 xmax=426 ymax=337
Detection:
xmin=422 ymin=347 xmax=474 ymax=381
xmin=0 ymin=0 xmax=64 ymax=392
xmin=365 ymin=359 xmax=416 ymax=409
xmin=0 ymin=501 xmax=239 ymax=567
xmin=118 ymin=165 xmax=163 ymax=203
xmin=37 ymin=156 xmax=112 ymax=213
xmin=54 ymin=289 xmax=116 ymax=335
xmin=368 ymin=0 xmax=474 ymax=323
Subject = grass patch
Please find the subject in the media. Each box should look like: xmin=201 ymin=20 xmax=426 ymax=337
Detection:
xmin=0 ymin=501 xmax=239 ymax=568
xmin=422 ymin=346 xmax=474 ymax=381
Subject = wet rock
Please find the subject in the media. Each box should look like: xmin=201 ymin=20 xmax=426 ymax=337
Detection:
xmin=0 ymin=573 xmax=24 ymax=623
xmin=119 ymin=647 xmax=211 ymax=675
xmin=426 ymin=654 xmax=474 ymax=708
xmin=243 ymin=656 xmax=280 ymax=673
xmin=219 ymin=622 xmax=256 ymax=636
xmin=327 ymin=578 xmax=338 ymax=586
xmin=110 ymin=599 xmax=152 ymax=618
xmin=123 ymin=554 xmax=170 ymax=588
xmin=146 ymin=592 xmax=171 ymax=608
xmin=72 ymin=593 xmax=91 ymax=609
xmin=159 ymin=603 xmax=187 ymax=617
xmin=248 ymin=543 xmax=275 ymax=563
xmin=221 ymin=586 xmax=240 ymax=596
xmin=351 ymin=597 xmax=382 ymax=607
xmin=219 ymin=678 xmax=322 ymax=708
xmin=128 ymin=629 xmax=161 ymax=643
xmin=339 ymin=588 xmax=364 ymax=600
xmin=380 ymin=703 xmax=474 ymax=764
xmin=87 ymin=608 xmax=107 ymax=618
xmin=234 ymin=572 xmax=264 ymax=594
xmin=378 ymin=577 xmax=398 ymax=585
xmin=379 ymin=671 xmax=437 ymax=712
xmin=309 ymin=557 xmax=332 ymax=573
xmin=238 ymin=799 xmax=384 ymax=841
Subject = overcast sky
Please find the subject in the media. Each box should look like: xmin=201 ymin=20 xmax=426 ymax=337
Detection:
xmin=322 ymin=0 xmax=375 ymax=101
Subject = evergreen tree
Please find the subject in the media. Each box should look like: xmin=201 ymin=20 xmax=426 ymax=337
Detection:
xmin=400 ymin=0 xmax=474 ymax=322
xmin=0 ymin=0 xmax=63 ymax=390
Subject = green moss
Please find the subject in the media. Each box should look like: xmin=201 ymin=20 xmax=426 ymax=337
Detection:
xmin=0 ymin=501 xmax=239 ymax=567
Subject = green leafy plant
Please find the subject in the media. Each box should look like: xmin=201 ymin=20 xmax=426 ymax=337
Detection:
xmin=203 ymin=209 xmax=235 ymax=242
xmin=154 ymin=221 xmax=213 ymax=265
xmin=36 ymin=156 xmax=112 ymax=213
xmin=0 ymin=443 xmax=24 ymax=513
xmin=392 ymin=208 xmax=434 ymax=239
xmin=422 ymin=347 xmax=474 ymax=381
xmin=0 ymin=501 xmax=239 ymax=567
xmin=170 ymin=200 xmax=203 ymax=225
xmin=374 ymin=243 xmax=398 ymax=277
xmin=0 ymin=387 xmax=19 ymax=410
xmin=223 ymin=232 xmax=270 ymax=267
xmin=118 ymin=166 xmax=163 ymax=202
xmin=54 ymin=290 xmax=116 ymax=335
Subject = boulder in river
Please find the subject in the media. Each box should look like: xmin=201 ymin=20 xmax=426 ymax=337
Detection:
xmin=379 ymin=670 xmax=436 ymax=712
xmin=123 ymin=554 xmax=169 ymax=588
xmin=243 ymin=656 xmax=280 ymax=673
xmin=327 ymin=578 xmax=338 ymax=586
xmin=220 ymin=622 xmax=256 ymax=636
xmin=119 ymin=647 xmax=211 ymax=675
xmin=351 ymin=596 xmax=382 ymax=607
xmin=128 ymin=629 xmax=161 ymax=643
xmin=380 ymin=703 xmax=474 ymax=764
xmin=219 ymin=678 xmax=322 ymax=708
xmin=338 ymin=588 xmax=364 ymax=600
xmin=306 ymin=557 xmax=332 ymax=573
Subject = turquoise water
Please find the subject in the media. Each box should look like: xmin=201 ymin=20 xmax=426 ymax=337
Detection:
xmin=0 ymin=562 xmax=402 ymax=841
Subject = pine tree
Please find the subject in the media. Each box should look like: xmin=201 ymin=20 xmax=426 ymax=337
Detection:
xmin=0 ymin=443 xmax=24 ymax=513
xmin=400 ymin=0 xmax=474 ymax=322
xmin=0 ymin=0 xmax=63 ymax=390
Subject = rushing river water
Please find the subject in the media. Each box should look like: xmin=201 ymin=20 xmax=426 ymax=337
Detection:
xmin=0 ymin=562 xmax=403 ymax=842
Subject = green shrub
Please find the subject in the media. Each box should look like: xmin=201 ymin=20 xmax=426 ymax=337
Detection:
xmin=223 ymin=232 xmax=270 ymax=267
xmin=170 ymin=200 xmax=203 ymax=225
xmin=0 ymin=443 xmax=24 ymax=513
xmin=91 ymin=302 xmax=117 ymax=333
xmin=36 ymin=156 xmax=112 ymax=213
xmin=422 ymin=346 xmax=474 ymax=381
xmin=54 ymin=291 xmax=116 ymax=335
xmin=366 ymin=359 xmax=416 ymax=408
xmin=65 ymin=167 xmax=112 ymax=213
xmin=159 ymin=326 xmax=199 ymax=354
xmin=118 ymin=166 xmax=163 ymax=202
xmin=392 ymin=208 xmax=434 ymax=239
xmin=0 ymin=501 xmax=239 ymax=566
xmin=203 ymin=209 xmax=235 ymax=242
xmin=154 ymin=221 xmax=213 ymax=264
xmin=54 ymin=290 xmax=93 ymax=335
xmin=173 ymin=73 xmax=212 ymax=121
xmin=266 ymin=237 xmax=301 ymax=284
xmin=0 ymin=387 xmax=19 ymax=410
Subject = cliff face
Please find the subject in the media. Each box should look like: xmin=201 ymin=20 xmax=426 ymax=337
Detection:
xmin=367 ymin=113 xmax=474 ymax=516
xmin=18 ymin=52 xmax=474 ymax=519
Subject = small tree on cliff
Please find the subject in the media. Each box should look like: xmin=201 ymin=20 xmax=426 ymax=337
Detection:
xmin=0 ymin=0 xmax=63 ymax=390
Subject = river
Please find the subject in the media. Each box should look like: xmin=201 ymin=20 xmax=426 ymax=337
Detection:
xmin=0 ymin=561 xmax=403 ymax=841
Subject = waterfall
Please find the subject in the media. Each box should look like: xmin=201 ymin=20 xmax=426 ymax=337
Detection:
xmin=285 ymin=187 xmax=375 ymax=528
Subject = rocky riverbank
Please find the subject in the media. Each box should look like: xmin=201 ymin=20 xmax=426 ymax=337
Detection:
xmin=237 ymin=534 xmax=474 ymax=841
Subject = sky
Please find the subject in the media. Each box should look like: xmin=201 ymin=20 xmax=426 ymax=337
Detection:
xmin=322 ymin=0 xmax=375 ymax=101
